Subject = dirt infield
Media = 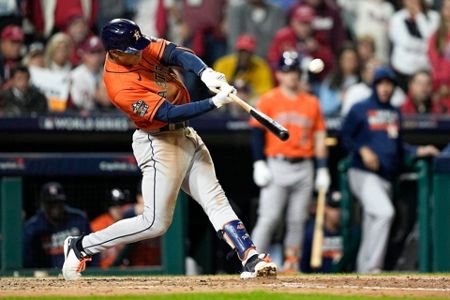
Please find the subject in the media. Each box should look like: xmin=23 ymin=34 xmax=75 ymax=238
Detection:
xmin=1 ymin=274 xmax=449 ymax=298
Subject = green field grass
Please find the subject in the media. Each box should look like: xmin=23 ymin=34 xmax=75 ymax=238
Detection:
xmin=3 ymin=292 xmax=450 ymax=300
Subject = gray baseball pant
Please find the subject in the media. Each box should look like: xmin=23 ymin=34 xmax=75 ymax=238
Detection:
xmin=82 ymin=128 xmax=239 ymax=255
xmin=348 ymin=168 xmax=395 ymax=273
xmin=251 ymin=158 xmax=313 ymax=254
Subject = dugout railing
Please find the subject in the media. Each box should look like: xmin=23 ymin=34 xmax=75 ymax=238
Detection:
xmin=338 ymin=156 xmax=440 ymax=272
xmin=0 ymin=153 xmax=187 ymax=276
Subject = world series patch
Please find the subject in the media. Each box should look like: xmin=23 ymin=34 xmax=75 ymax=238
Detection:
xmin=132 ymin=100 xmax=149 ymax=117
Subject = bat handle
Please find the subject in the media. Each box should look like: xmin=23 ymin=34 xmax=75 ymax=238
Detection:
xmin=209 ymin=87 xmax=252 ymax=113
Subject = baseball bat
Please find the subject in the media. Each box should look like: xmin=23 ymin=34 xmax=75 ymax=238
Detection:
xmin=210 ymin=88 xmax=290 ymax=141
xmin=310 ymin=188 xmax=326 ymax=269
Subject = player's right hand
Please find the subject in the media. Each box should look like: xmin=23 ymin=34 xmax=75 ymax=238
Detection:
xmin=211 ymin=85 xmax=235 ymax=108
xmin=360 ymin=146 xmax=379 ymax=171
xmin=253 ymin=160 xmax=272 ymax=187
xmin=201 ymin=67 xmax=228 ymax=89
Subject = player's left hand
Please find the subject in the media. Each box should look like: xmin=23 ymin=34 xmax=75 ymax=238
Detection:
xmin=416 ymin=145 xmax=440 ymax=157
xmin=211 ymin=85 xmax=236 ymax=108
xmin=200 ymin=67 xmax=229 ymax=90
xmin=314 ymin=167 xmax=330 ymax=192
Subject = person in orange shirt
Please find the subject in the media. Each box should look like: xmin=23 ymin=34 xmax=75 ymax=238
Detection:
xmin=90 ymin=188 xmax=128 ymax=269
xmin=62 ymin=18 xmax=277 ymax=280
xmin=250 ymin=51 xmax=330 ymax=272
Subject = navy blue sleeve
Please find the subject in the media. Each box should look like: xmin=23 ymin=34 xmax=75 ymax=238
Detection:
xmin=251 ymin=127 xmax=266 ymax=161
xmin=162 ymin=43 xmax=207 ymax=76
xmin=340 ymin=107 xmax=363 ymax=154
xmin=154 ymin=99 xmax=216 ymax=123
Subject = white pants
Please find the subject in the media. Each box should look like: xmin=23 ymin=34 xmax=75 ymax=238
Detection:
xmin=348 ymin=168 xmax=395 ymax=273
xmin=251 ymin=158 xmax=313 ymax=254
xmin=82 ymin=127 xmax=239 ymax=255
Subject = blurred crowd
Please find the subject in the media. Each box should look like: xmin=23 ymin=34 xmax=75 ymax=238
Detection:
xmin=0 ymin=0 xmax=449 ymax=117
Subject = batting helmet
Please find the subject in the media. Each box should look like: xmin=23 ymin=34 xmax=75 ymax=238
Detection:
xmin=278 ymin=51 xmax=301 ymax=72
xmin=101 ymin=18 xmax=150 ymax=53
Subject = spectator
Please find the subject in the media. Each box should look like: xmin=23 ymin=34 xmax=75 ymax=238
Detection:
xmin=250 ymin=52 xmax=330 ymax=272
xmin=90 ymin=188 xmax=128 ymax=269
xmin=428 ymin=0 xmax=450 ymax=105
xmin=25 ymin=0 xmax=98 ymax=38
xmin=0 ymin=25 xmax=24 ymax=87
xmin=339 ymin=0 xmax=395 ymax=63
xmin=340 ymin=67 xmax=439 ymax=273
xmin=267 ymin=4 xmax=333 ymax=78
xmin=355 ymin=35 xmax=376 ymax=66
xmin=44 ymin=33 xmax=73 ymax=73
xmin=401 ymin=70 xmax=450 ymax=114
xmin=23 ymin=182 xmax=93 ymax=269
xmin=300 ymin=191 xmax=343 ymax=273
xmin=389 ymin=0 xmax=439 ymax=91
xmin=227 ymin=0 xmax=286 ymax=59
xmin=65 ymin=13 xmax=94 ymax=66
xmin=0 ymin=65 xmax=47 ymax=117
xmin=341 ymin=57 xmax=406 ymax=116
xmin=69 ymin=35 xmax=105 ymax=113
xmin=213 ymin=33 xmax=273 ymax=102
xmin=318 ymin=43 xmax=360 ymax=117
xmin=22 ymin=42 xmax=45 ymax=68
xmin=293 ymin=0 xmax=347 ymax=57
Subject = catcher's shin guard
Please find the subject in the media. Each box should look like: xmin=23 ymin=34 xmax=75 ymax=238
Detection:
xmin=219 ymin=220 xmax=255 ymax=260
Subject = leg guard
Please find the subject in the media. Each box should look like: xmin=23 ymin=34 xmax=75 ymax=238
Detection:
xmin=219 ymin=220 xmax=255 ymax=260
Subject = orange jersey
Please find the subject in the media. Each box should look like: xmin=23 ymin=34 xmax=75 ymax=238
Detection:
xmin=250 ymin=87 xmax=326 ymax=158
xmin=103 ymin=38 xmax=190 ymax=129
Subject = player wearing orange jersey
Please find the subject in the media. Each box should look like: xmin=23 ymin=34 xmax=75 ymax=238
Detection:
xmin=62 ymin=19 xmax=277 ymax=280
xmin=250 ymin=51 xmax=330 ymax=272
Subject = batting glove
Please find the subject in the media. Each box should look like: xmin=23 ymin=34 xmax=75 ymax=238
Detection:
xmin=314 ymin=167 xmax=330 ymax=192
xmin=200 ymin=67 xmax=228 ymax=89
xmin=253 ymin=160 xmax=272 ymax=187
xmin=211 ymin=85 xmax=235 ymax=108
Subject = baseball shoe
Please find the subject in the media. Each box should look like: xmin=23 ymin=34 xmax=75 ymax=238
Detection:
xmin=62 ymin=236 xmax=91 ymax=281
xmin=240 ymin=253 xmax=277 ymax=279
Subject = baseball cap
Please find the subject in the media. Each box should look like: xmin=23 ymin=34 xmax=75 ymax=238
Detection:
xmin=81 ymin=36 xmax=104 ymax=53
xmin=41 ymin=182 xmax=66 ymax=202
xmin=326 ymin=191 xmax=341 ymax=209
xmin=292 ymin=5 xmax=315 ymax=23
xmin=278 ymin=51 xmax=301 ymax=72
xmin=107 ymin=188 xmax=128 ymax=207
xmin=1 ymin=25 xmax=24 ymax=42
xmin=235 ymin=34 xmax=256 ymax=52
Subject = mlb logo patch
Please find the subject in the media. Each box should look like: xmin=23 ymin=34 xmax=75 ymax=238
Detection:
xmin=132 ymin=100 xmax=149 ymax=117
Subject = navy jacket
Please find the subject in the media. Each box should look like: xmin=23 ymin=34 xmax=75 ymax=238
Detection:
xmin=340 ymin=67 xmax=414 ymax=180
xmin=23 ymin=206 xmax=93 ymax=269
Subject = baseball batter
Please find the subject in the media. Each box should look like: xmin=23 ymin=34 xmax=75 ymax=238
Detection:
xmin=341 ymin=67 xmax=439 ymax=273
xmin=62 ymin=19 xmax=277 ymax=280
xmin=250 ymin=51 xmax=330 ymax=272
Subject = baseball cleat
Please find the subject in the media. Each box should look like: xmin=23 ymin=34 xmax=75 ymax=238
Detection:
xmin=240 ymin=253 xmax=277 ymax=279
xmin=62 ymin=236 xmax=91 ymax=281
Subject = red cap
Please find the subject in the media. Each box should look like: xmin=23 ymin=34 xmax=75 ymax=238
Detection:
xmin=235 ymin=34 xmax=256 ymax=52
xmin=292 ymin=5 xmax=315 ymax=23
xmin=1 ymin=25 xmax=24 ymax=42
xmin=82 ymin=36 xmax=104 ymax=53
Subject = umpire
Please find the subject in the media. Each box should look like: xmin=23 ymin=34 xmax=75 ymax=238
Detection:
xmin=340 ymin=67 xmax=439 ymax=273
